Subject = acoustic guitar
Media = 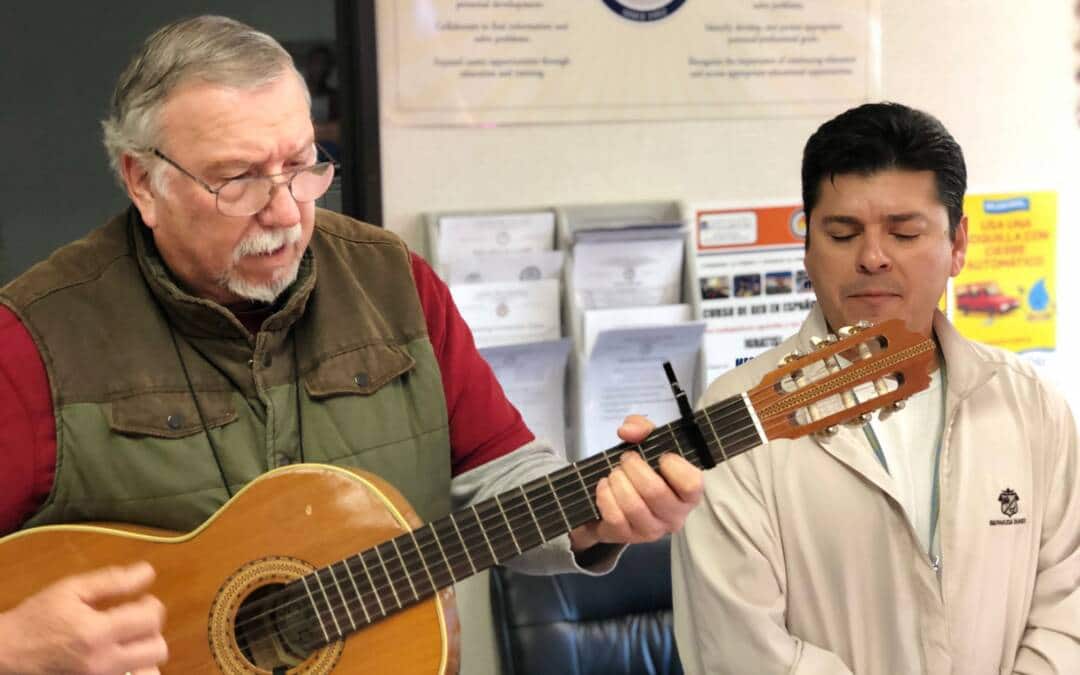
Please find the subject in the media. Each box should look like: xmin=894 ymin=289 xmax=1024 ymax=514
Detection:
xmin=0 ymin=320 xmax=934 ymax=673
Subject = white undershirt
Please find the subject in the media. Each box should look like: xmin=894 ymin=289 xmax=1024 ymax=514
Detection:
xmin=866 ymin=369 xmax=944 ymax=556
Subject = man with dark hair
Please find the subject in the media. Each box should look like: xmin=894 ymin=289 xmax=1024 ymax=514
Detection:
xmin=0 ymin=16 xmax=702 ymax=673
xmin=671 ymin=102 xmax=1079 ymax=673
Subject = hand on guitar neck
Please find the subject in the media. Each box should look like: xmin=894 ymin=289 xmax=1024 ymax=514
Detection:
xmin=568 ymin=414 xmax=705 ymax=554
xmin=0 ymin=562 xmax=167 ymax=674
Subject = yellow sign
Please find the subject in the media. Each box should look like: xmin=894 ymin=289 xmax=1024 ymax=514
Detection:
xmin=953 ymin=191 xmax=1056 ymax=355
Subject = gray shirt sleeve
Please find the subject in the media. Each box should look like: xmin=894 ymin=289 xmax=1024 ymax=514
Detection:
xmin=450 ymin=439 xmax=624 ymax=576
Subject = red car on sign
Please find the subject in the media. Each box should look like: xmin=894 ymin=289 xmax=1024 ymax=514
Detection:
xmin=956 ymin=282 xmax=1021 ymax=316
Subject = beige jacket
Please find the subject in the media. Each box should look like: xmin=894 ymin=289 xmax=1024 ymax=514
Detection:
xmin=672 ymin=308 xmax=1079 ymax=674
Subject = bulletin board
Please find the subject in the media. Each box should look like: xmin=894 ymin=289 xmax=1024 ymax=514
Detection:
xmin=362 ymin=0 xmax=1078 ymax=404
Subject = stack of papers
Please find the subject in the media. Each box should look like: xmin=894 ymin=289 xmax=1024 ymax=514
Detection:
xmin=435 ymin=211 xmax=562 ymax=349
xmin=432 ymin=210 xmax=572 ymax=456
xmin=565 ymin=211 xmax=704 ymax=458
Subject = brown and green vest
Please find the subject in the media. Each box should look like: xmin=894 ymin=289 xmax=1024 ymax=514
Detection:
xmin=0 ymin=208 xmax=451 ymax=532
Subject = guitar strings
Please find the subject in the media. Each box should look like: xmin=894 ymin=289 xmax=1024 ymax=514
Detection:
xmin=230 ymin=394 xmax=782 ymax=643
xmin=232 ymin=375 xmax=880 ymax=651
xmin=231 ymin=412 xmax=766 ymax=651
xmin=230 ymin=395 xmax=751 ymax=637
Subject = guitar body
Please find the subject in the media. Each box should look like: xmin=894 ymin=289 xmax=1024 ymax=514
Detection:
xmin=0 ymin=464 xmax=458 ymax=674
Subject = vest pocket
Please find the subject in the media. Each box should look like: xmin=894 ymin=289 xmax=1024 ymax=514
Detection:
xmin=304 ymin=343 xmax=415 ymax=398
xmin=108 ymin=391 xmax=238 ymax=438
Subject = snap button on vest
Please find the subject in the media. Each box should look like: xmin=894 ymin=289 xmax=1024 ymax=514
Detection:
xmin=166 ymin=414 xmax=184 ymax=430
xmin=354 ymin=373 xmax=369 ymax=387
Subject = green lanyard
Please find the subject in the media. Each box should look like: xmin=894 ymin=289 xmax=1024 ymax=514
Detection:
xmin=862 ymin=364 xmax=947 ymax=575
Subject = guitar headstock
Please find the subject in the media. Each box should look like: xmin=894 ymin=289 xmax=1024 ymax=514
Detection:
xmin=748 ymin=319 xmax=935 ymax=441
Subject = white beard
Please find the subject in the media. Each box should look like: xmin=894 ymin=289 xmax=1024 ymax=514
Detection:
xmin=218 ymin=223 xmax=303 ymax=303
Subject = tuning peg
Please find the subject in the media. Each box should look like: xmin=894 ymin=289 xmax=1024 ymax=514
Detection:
xmin=781 ymin=350 xmax=805 ymax=365
xmin=890 ymin=399 xmax=906 ymax=411
xmin=855 ymin=320 xmax=871 ymax=330
xmin=837 ymin=325 xmax=857 ymax=337
xmin=809 ymin=336 xmax=826 ymax=350
xmin=815 ymin=425 xmax=840 ymax=438
xmin=824 ymin=334 xmax=839 ymax=345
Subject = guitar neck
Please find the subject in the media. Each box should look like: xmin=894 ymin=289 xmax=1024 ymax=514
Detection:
xmin=278 ymin=319 xmax=935 ymax=650
xmin=293 ymin=393 xmax=761 ymax=646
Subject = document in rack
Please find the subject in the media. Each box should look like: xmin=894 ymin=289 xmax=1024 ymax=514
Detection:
xmin=579 ymin=322 xmax=705 ymax=459
xmin=583 ymin=304 xmax=692 ymax=358
xmin=442 ymin=250 xmax=564 ymax=285
xmin=449 ymin=278 xmax=560 ymax=349
xmin=572 ymin=237 xmax=684 ymax=310
xmin=437 ymin=211 xmax=555 ymax=261
xmin=480 ymin=338 xmax=572 ymax=457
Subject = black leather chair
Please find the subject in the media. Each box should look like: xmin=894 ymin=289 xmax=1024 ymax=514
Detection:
xmin=489 ymin=537 xmax=683 ymax=675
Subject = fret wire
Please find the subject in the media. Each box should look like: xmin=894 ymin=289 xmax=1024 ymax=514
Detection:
xmin=494 ymin=493 xmax=523 ymax=555
xmin=408 ymin=529 xmax=440 ymax=598
xmin=427 ymin=521 xmax=458 ymax=584
xmin=519 ymin=484 xmax=547 ymax=544
xmin=312 ymin=569 xmax=343 ymax=638
xmin=544 ymin=474 xmax=573 ymax=532
xmin=700 ymin=406 xmax=728 ymax=462
xmin=699 ymin=399 xmax=752 ymax=432
xmin=722 ymin=422 xmax=764 ymax=448
xmin=448 ymin=513 xmax=478 ymax=577
xmin=295 ymin=410 xmax=769 ymax=627
xmin=300 ymin=574 xmax=332 ymax=644
xmin=372 ymin=417 xmax=767 ymax=592
xmin=244 ymin=416 xmax=777 ymax=638
xmin=343 ymin=556 xmax=372 ymax=625
xmin=571 ymin=464 xmax=600 ymax=519
xmin=326 ymin=563 xmax=357 ymax=632
xmin=471 ymin=504 xmax=502 ymax=564
xmin=389 ymin=538 xmax=420 ymax=602
xmin=666 ymin=424 xmax=688 ymax=459
xmin=358 ymin=550 xmax=387 ymax=616
xmin=373 ymin=546 xmax=403 ymax=609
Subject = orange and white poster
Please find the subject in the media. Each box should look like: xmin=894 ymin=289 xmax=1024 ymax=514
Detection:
xmin=695 ymin=204 xmax=814 ymax=382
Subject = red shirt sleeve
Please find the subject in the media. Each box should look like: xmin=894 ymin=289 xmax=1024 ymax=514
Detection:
xmin=410 ymin=252 xmax=535 ymax=475
xmin=0 ymin=306 xmax=56 ymax=535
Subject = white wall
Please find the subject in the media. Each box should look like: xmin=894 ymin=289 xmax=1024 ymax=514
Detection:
xmin=376 ymin=3 xmax=1079 ymax=672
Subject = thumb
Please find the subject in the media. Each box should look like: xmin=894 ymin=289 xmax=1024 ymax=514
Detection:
xmin=70 ymin=562 xmax=156 ymax=605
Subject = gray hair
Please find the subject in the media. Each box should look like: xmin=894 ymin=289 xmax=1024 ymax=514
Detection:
xmin=102 ymin=15 xmax=306 ymax=187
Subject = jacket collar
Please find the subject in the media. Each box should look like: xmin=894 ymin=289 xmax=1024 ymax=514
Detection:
xmin=789 ymin=305 xmax=996 ymax=499
xmin=130 ymin=208 xmax=317 ymax=340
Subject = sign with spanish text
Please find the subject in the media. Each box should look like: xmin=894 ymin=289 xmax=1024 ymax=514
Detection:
xmin=952 ymin=191 xmax=1056 ymax=368
xmin=694 ymin=204 xmax=814 ymax=383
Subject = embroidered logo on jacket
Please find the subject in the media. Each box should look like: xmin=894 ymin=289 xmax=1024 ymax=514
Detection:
xmin=990 ymin=487 xmax=1026 ymax=526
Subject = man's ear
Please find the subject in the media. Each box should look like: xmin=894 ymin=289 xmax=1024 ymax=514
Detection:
xmin=950 ymin=215 xmax=968 ymax=277
xmin=120 ymin=153 xmax=161 ymax=228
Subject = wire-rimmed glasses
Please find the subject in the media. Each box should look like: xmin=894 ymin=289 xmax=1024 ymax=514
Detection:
xmin=150 ymin=146 xmax=337 ymax=217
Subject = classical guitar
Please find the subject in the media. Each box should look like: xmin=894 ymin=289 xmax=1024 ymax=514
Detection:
xmin=0 ymin=320 xmax=934 ymax=673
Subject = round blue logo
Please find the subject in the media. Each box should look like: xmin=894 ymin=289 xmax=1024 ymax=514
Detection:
xmin=603 ymin=0 xmax=686 ymax=22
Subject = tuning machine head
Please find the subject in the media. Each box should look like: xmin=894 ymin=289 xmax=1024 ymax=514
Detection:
xmin=814 ymin=424 xmax=840 ymax=439
xmin=781 ymin=350 xmax=805 ymax=365
xmin=877 ymin=398 xmax=907 ymax=421
xmin=809 ymin=335 xmax=837 ymax=350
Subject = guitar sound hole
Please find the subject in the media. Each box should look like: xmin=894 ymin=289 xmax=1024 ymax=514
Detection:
xmin=234 ymin=582 xmax=319 ymax=669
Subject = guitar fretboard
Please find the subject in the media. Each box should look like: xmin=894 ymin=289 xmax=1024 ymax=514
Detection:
xmin=235 ymin=392 xmax=764 ymax=650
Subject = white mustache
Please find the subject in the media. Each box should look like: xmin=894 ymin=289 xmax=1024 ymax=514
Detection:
xmin=232 ymin=224 xmax=302 ymax=261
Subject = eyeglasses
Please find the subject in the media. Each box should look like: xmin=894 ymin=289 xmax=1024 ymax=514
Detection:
xmin=150 ymin=146 xmax=337 ymax=217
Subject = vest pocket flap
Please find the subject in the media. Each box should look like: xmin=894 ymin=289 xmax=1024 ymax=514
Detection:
xmin=305 ymin=343 xmax=415 ymax=398
xmin=109 ymin=391 xmax=238 ymax=439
